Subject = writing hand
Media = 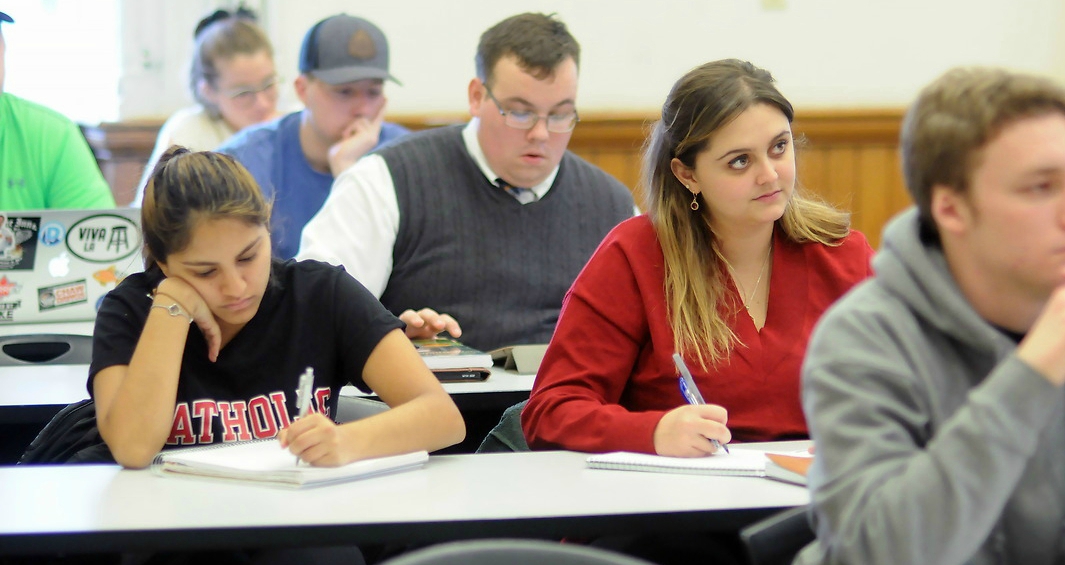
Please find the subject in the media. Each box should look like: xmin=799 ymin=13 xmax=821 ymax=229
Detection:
xmin=653 ymin=403 xmax=731 ymax=457
xmin=327 ymin=99 xmax=388 ymax=176
xmin=399 ymin=307 xmax=462 ymax=340
xmin=279 ymin=412 xmax=350 ymax=467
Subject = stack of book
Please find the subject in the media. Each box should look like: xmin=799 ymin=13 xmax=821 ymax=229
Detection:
xmin=413 ymin=338 xmax=493 ymax=382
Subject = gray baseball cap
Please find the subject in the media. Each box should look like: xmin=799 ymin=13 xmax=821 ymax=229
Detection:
xmin=298 ymin=14 xmax=400 ymax=85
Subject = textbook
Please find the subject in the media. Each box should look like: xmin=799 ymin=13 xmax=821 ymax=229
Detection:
xmin=151 ymin=439 xmax=429 ymax=489
xmin=764 ymin=451 xmax=813 ymax=486
xmin=432 ymin=367 xmax=491 ymax=383
xmin=413 ymin=338 xmax=492 ymax=371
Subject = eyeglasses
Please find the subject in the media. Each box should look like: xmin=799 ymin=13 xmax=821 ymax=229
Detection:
xmin=483 ymin=84 xmax=579 ymax=133
xmin=219 ymin=75 xmax=281 ymax=106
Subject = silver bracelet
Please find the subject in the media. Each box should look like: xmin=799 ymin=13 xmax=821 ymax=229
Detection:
xmin=151 ymin=302 xmax=193 ymax=324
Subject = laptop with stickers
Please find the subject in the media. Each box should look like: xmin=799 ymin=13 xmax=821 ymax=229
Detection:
xmin=0 ymin=208 xmax=144 ymax=327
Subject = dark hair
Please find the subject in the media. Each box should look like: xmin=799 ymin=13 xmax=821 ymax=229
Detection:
xmin=190 ymin=8 xmax=273 ymax=118
xmin=901 ymin=66 xmax=1065 ymax=241
xmin=643 ymin=59 xmax=850 ymax=368
xmin=475 ymin=13 xmax=580 ymax=85
xmin=142 ymin=146 xmax=272 ymax=271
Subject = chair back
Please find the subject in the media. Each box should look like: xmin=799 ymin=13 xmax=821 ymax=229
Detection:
xmin=335 ymin=396 xmax=389 ymax=423
xmin=740 ymin=505 xmax=815 ymax=565
xmin=379 ymin=538 xmax=656 ymax=565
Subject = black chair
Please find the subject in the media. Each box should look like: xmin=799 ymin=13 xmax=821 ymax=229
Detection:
xmin=0 ymin=333 xmax=93 ymax=365
xmin=475 ymin=399 xmax=529 ymax=453
xmin=335 ymin=395 xmax=389 ymax=423
xmin=739 ymin=505 xmax=815 ymax=565
xmin=378 ymin=538 xmax=656 ymax=565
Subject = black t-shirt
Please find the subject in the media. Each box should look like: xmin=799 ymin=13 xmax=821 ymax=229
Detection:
xmin=89 ymin=259 xmax=402 ymax=447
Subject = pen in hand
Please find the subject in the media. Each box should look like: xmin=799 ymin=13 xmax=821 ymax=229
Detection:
xmin=294 ymin=367 xmax=315 ymax=464
xmin=672 ymin=353 xmax=730 ymax=454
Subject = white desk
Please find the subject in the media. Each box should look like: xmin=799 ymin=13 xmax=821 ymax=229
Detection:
xmin=0 ymin=363 xmax=88 ymax=424
xmin=0 ymin=365 xmax=533 ymax=423
xmin=342 ymin=366 xmax=535 ymax=410
xmin=0 ymin=444 xmax=809 ymax=556
xmin=0 ymin=321 xmax=95 ymax=337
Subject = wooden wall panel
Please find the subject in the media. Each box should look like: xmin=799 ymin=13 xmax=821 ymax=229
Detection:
xmin=84 ymin=108 xmax=909 ymax=246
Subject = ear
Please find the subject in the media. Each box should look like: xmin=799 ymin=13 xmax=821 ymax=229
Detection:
xmin=197 ymin=79 xmax=217 ymax=105
xmin=670 ymin=158 xmax=698 ymax=194
xmin=468 ymin=78 xmax=484 ymax=118
xmin=929 ymin=183 xmax=970 ymax=237
xmin=294 ymin=75 xmax=310 ymax=105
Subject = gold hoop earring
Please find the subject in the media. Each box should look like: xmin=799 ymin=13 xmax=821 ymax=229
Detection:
xmin=690 ymin=193 xmax=699 ymax=211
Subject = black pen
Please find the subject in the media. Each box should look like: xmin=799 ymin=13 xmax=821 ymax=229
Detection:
xmin=672 ymin=353 xmax=730 ymax=454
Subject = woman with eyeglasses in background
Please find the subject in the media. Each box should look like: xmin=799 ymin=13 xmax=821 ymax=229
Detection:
xmin=132 ymin=8 xmax=280 ymax=206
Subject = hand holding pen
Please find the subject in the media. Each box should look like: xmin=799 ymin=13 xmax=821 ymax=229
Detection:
xmin=674 ymin=353 xmax=730 ymax=454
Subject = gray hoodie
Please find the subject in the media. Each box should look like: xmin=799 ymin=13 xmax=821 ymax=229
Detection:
xmin=795 ymin=207 xmax=1065 ymax=565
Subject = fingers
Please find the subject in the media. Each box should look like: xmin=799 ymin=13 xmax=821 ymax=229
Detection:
xmin=1017 ymin=285 xmax=1065 ymax=386
xmin=399 ymin=308 xmax=463 ymax=339
xmin=653 ymin=404 xmax=732 ymax=458
xmin=280 ymin=413 xmax=346 ymax=467
xmin=157 ymin=277 xmax=220 ymax=361
xmin=196 ymin=319 xmax=222 ymax=362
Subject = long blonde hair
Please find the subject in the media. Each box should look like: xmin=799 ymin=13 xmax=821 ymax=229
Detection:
xmin=642 ymin=59 xmax=851 ymax=369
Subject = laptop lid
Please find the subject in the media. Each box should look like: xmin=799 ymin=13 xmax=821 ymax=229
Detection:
xmin=0 ymin=208 xmax=144 ymax=326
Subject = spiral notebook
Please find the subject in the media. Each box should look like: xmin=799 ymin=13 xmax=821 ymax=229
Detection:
xmin=151 ymin=439 xmax=429 ymax=489
xmin=586 ymin=450 xmax=770 ymax=477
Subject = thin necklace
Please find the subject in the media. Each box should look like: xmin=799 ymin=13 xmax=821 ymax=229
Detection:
xmin=724 ymin=242 xmax=773 ymax=315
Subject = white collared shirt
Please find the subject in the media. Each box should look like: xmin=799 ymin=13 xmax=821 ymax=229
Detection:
xmin=296 ymin=120 xmax=560 ymax=298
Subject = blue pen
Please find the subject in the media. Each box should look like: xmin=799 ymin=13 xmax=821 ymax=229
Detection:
xmin=672 ymin=353 xmax=730 ymax=454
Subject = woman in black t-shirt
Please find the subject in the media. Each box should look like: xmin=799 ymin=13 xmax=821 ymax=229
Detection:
xmin=91 ymin=146 xmax=464 ymax=470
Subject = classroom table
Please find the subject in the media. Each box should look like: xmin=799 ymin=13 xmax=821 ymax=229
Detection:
xmin=0 ymin=364 xmax=535 ymax=460
xmin=0 ymin=443 xmax=810 ymax=556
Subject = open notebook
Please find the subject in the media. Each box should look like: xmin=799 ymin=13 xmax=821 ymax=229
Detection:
xmin=587 ymin=449 xmax=813 ymax=483
xmin=151 ymin=439 xmax=429 ymax=489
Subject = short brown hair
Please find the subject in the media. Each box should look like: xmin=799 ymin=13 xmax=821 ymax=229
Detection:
xmin=475 ymin=13 xmax=579 ymax=85
xmin=901 ymin=67 xmax=1065 ymax=240
xmin=142 ymin=147 xmax=272 ymax=271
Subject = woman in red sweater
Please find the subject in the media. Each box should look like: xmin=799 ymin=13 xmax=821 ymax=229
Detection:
xmin=522 ymin=59 xmax=874 ymax=456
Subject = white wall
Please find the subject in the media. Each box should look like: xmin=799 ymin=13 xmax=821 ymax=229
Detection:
xmin=256 ymin=0 xmax=1065 ymax=115
xmin=107 ymin=0 xmax=1065 ymax=119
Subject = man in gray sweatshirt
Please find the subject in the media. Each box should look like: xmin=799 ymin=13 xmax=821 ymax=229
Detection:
xmin=797 ymin=66 xmax=1065 ymax=565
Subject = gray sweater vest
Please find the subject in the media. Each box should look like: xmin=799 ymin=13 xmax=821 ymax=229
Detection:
xmin=376 ymin=125 xmax=634 ymax=351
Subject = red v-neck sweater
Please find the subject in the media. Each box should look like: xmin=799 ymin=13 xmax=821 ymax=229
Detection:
xmin=522 ymin=215 xmax=874 ymax=453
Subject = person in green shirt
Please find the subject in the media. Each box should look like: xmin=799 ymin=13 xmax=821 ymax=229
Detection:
xmin=0 ymin=10 xmax=116 ymax=210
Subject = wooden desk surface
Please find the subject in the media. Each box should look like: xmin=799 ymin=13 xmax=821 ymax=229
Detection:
xmin=0 ymin=445 xmax=809 ymax=556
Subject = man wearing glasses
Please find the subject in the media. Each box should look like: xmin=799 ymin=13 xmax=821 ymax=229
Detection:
xmin=220 ymin=14 xmax=409 ymax=259
xmin=298 ymin=12 xmax=634 ymax=352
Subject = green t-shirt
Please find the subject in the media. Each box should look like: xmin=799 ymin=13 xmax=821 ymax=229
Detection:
xmin=0 ymin=93 xmax=116 ymax=209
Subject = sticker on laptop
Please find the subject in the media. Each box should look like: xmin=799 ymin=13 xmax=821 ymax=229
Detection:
xmin=66 ymin=214 xmax=141 ymax=263
xmin=38 ymin=280 xmax=88 ymax=311
xmin=0 ymin=214 xmax=41 ymax=270
xmin=0 ymin=300 xmax=23 ymax=323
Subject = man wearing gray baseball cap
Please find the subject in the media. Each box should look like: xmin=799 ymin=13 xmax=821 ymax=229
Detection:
xmin=220 ymin=14 xmax=409 ymax=259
